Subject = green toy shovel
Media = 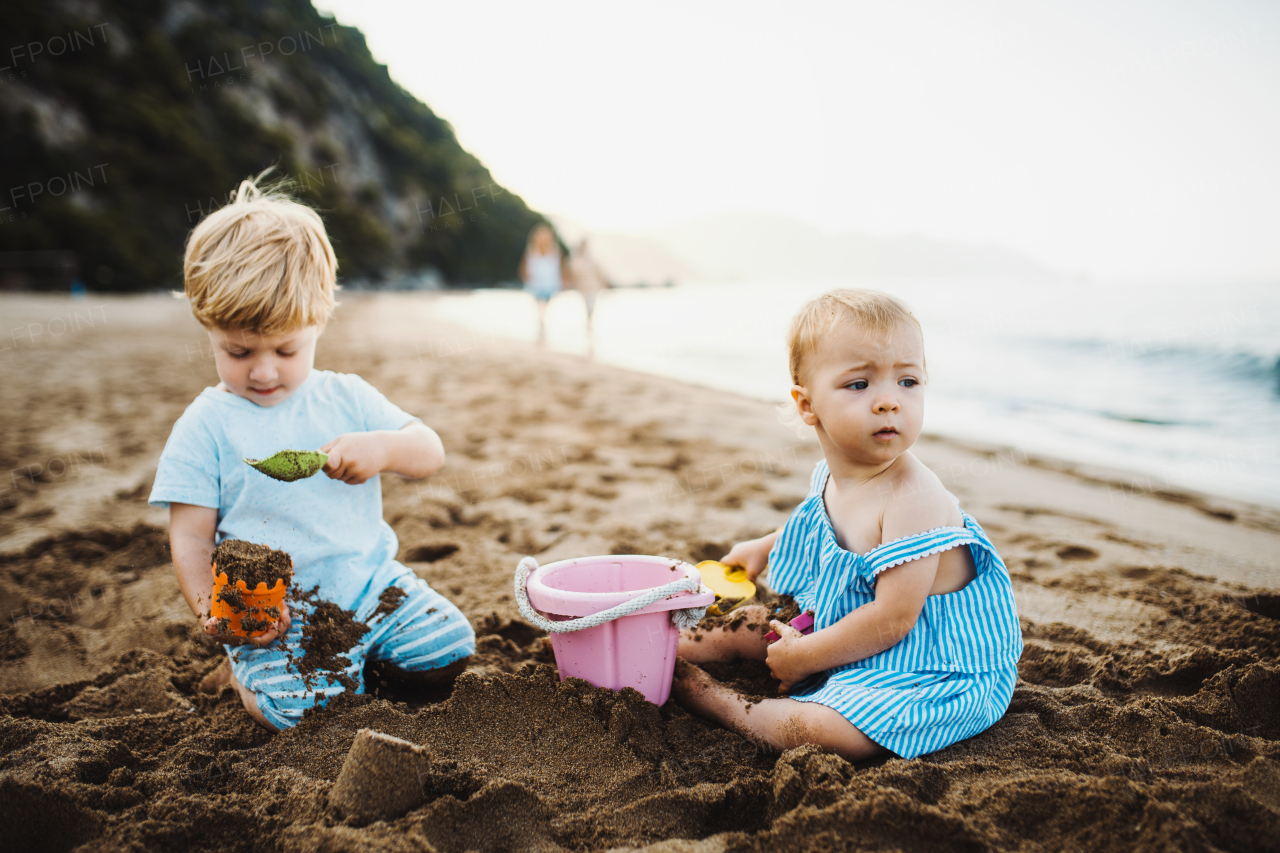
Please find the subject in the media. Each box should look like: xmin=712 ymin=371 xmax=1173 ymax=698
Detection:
xmin=243 ymin=450 xmax=329 ymax=482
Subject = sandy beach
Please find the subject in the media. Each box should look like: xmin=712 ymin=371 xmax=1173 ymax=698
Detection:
xmin=1 ymin=292 xmax=1277 ymax=852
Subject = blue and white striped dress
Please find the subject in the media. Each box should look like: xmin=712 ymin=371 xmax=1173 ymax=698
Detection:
xmin=768 ymin=460 xmax=1022 ymax=759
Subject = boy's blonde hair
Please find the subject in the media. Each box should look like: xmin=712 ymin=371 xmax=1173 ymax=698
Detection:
xmin=183 ymin=172 xmax=337 ymax=334
xmin=787 ymin=289 xmax=923 ymax=384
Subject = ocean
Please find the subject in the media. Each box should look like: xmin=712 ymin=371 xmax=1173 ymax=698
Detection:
xmin=415 ymin=279 xmax=1280 ymax=508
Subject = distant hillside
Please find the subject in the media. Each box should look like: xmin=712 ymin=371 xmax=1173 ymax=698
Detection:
xmin=0 ymin=0 xmax=544 ymax=291
xmin=645 ymin=213 xmax=1056 ymax=282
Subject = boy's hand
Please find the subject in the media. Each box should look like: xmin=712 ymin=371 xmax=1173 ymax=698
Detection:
xmin=321 ymin=433 xmax=389 ymax=485
xmin=765 ymin=619 xmax=811 ymax=693
xmin=722 ymin=533 xmax=776 ymax=582
xmin=202 ymin=601 xmax=292 ymax=647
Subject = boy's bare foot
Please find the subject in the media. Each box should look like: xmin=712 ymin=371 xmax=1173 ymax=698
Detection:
xmin=198 ymin=658 xmax=231 ymax=694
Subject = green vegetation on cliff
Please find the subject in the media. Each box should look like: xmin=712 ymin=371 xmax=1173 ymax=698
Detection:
xmin=0 ymin=0 xmax=543 ymax=290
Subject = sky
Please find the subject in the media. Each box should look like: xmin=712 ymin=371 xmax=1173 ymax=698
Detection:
xmin=315 ymin=0 xmax=1280 ymax=280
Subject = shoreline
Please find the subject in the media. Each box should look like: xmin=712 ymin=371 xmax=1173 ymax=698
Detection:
xmin=410 ymin=286 xmax=1280 ymax=511
xmin=5 ymin=289 xmax=1278 ymax=512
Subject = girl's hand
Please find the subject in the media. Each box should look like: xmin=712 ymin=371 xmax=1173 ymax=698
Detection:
xmin=321 ymin=433 xmax=389 ymax=485
xmin=722 ymin=532 xmax=779 ymax=582
xmin=202 ymin=601 xmax=291 ymax=648
xmin=765 ymin=619 xmax=811 ymax=693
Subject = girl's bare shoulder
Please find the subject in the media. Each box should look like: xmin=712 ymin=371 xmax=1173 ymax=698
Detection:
xmin=880 ymin=453 xmax=963 ymax=538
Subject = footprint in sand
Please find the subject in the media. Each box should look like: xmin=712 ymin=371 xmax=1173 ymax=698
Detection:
xmin=405 ymin=544 xmax=460 ymax=563
xmin=503 ymin=487 xmax=548 ymax=504
xmin=1235 ymin=593 xmax=1280 ymax=620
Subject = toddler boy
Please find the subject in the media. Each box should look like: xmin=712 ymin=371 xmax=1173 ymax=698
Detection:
xmin=149 ymin=176 xmax=474 ymax=731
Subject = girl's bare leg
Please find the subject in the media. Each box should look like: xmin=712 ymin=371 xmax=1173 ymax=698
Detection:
xmin=673 ymin=660 xmax=886 ymax=762
xmin=677 ymin=604 xmax=772 ymax=663
xmin=535 ymin=299 xmax=549 ymax=343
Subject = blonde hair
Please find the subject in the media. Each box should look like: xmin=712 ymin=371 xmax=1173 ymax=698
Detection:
xmin=183 ymin=171 xmax=337 ymax=334
xmin=786 ymin=288 xmax=923 ymax=384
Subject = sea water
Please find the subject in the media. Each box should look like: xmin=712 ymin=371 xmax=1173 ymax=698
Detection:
xmin=416 ymin=279 xmax=1280 ymax=508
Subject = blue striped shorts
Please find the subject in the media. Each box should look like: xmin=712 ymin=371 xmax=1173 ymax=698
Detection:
xmin=226 ymin=567 xmax=475 ymax=730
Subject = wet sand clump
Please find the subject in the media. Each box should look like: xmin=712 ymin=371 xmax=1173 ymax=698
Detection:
xmin=212 ymin=539 xmax=292 ymax=591
xmin=373 ymin=585 xmax=408 ymax=619
xmin=701 ymin=658 xmax=783 ymax=706
xmin=298 ymin=599 xmax=370 ymax=692
xmin=238 ymin=613 xmax=272 ymax=635
xmin=215 ymin=583 xmax=245 ymax=611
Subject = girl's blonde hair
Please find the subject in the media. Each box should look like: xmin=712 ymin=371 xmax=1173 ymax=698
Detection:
xmin=786 ymin=288 xmax=923 ymax=385
xmin=183 ymin=170 xmax=337 ymax=333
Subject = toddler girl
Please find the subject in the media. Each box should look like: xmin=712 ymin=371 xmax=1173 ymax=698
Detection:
xmin=519 ymin=223 xmax=566 ymax=343
xmin=675 ymin=289 xmax=1022 ymax=761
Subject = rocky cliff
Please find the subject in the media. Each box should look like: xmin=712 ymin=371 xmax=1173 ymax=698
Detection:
xmin=0 ymin=0 xmax=544 ymax=290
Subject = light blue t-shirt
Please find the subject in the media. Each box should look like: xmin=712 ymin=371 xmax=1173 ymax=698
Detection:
xmin=149 ymin=370 xmax=420 ymax=610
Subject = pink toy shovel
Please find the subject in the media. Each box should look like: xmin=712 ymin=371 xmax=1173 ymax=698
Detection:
xmin=764 ymin=611 xmax=815 ymax=643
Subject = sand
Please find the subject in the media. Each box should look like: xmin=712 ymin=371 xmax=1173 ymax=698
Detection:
xmin=212 ymin=539 xmax=293 ymax=592
xmin=0 ymin=292 xmax=1277 ymax=852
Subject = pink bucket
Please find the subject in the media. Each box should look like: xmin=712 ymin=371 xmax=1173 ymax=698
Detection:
xmin=525 ymin=555 xmax=714 ymax=705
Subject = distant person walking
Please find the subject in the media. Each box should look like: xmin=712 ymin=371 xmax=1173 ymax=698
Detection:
xmin=567 ymin=238 xmax=611 ymax=336
xmin=519 ymin=223 xmax=565 ymax=344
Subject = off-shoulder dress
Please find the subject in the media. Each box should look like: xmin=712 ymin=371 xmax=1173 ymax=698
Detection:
xmin=767 ymin=459 xmax=1023 ymax=759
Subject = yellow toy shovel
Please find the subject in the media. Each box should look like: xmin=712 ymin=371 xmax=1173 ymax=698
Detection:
xmin=696 ymin=561 xmax=757 ymax=615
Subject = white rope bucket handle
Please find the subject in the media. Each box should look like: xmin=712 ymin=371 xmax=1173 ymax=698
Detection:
xmin=514 ymin=556 xmax=710 ymax=633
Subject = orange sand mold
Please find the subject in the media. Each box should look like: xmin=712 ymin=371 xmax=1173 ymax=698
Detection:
xmin=210 ymin=561 xmax=289 ymax=637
